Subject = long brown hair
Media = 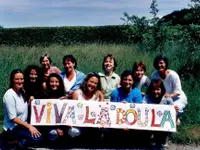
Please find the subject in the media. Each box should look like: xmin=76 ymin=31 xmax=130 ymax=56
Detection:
xmin=80 ymin=72 xmax=102 ymax=95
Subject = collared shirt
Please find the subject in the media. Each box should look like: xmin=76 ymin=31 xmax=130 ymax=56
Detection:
xmin=3 ymin=89 xmax=28 ymax=131
xmin=98 ymin=72 xmax=120 ymax=99
xmin=60 ymin=70 xmax=85 ymax=93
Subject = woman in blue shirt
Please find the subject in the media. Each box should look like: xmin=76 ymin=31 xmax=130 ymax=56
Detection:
xmin=109 ymin=70 xmax=143 ymax=147
xmin=111 ymin=70 xmax=142 ymax=103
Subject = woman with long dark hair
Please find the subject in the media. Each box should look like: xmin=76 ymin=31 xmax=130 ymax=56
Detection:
xmin=39 ymin=73 xmax=66 ymax=141
xmin=24 ymin=65 xmax=43 ymax=102
xmin=72 ymin=72 xmax=104 ymax=101
xmin=70 ymin=72 xmax=104 ymax=140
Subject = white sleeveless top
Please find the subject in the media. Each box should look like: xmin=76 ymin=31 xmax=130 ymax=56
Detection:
xmin=76 ymin=89 xmax=99 ymax=101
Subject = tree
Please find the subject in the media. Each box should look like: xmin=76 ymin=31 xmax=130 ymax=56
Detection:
xmin=150 ymin=0 xmax=159 ymax=18
xmin=150 ymin=0 xmax=159 ymax=25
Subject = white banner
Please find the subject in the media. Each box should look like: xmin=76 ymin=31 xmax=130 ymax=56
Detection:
xmin=31 ymin=99 xmax=176 ymax=132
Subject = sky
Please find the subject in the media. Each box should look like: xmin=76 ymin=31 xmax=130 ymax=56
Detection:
xmin=1 ymin=0 xmax=191 ymax=28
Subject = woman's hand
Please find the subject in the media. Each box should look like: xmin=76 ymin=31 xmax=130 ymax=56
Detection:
xmin=164 ymin=93 xmax=171 ymax=98
xmin=124 ymin=127 xmax=129 ymax=131
xmin=59 ymin=96 xmax=68 ymax=100
xmin=28 ymin=125 xmax=41 ymax=138
xmin=174 ymin=105 xmax=179 ymax=112
xmin=29 ymin=96 xmax=34 ymax=104
xmin=122 ymin=100 xmax=127 ymax=104
xmin=56 ymin=128 xmax=64 ymax=136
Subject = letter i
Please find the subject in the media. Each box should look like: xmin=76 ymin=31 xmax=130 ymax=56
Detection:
xmin=46 ymin=102 xmax=52 ymax=123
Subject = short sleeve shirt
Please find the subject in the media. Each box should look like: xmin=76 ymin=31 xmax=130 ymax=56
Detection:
xmin=110 ymin=87 xmax=143 ymax=103
xmin=3 ymin=88 xmax=28 ymax=131
xmin=99 ymin=72 xmax=120 ymax=99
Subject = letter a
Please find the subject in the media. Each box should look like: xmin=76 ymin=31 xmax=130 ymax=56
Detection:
xmin=160 ymin=111 xmax=175 ymax=128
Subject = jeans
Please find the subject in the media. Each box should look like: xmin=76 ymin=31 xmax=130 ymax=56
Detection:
xmin=5 ymin=125 xmax=43 ymax=147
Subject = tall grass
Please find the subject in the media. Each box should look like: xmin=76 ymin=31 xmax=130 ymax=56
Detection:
xmin=0 ymin=43 xmax=199 ymax=126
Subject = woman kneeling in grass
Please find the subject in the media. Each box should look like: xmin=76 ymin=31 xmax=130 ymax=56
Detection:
xmin=39 ymin=73 xmax=66 ymax=141
xmin=110 ymin=70 xmax=144 ymax=146
xmin=3 ymin=69 xmax=42 ymax=148
xmin=143 ymin=79 xmax=176 ymax=148
xmin=69 ymin=72 xmax=104 ymax=142
xmin=151 ymin=54 xmax=187 ymax=122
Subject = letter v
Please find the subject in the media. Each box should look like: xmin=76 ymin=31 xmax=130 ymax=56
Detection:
xmin=33 ymin=105 xmax=46 ymax=123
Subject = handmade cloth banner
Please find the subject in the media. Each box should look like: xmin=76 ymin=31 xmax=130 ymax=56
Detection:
xmin=31 ymin=99 xmax=176 ymax=132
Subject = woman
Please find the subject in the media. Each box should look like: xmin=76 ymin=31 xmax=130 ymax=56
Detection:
xmin=42 ymin=73 xmax=66 ymax=99
xmin=111 ymin=70 xmax=142 ymax=103
xmin=110 ymin=70 xmax=143 ymax=146
xmin=99 ymin=54 xmax=120 ymax=100
xmin=3 ymin=69 xmax=42 ymax=148
xmin=151 ymin=54 xmax=187 ymax=118
xmin=39 ymin=73 xmax=66 ymax=141
xmin=60 ymin=54 xmax=85 ymax=98
xmin=132 ymin=61 xmax=150 ymax=95
xmin=72 ymin=72 xmax=104 ymax=102
xmin=40 ymin=54 xmax=61 ymax=89
xmin=143 ymin=79 xmax=174 ymax=147
xmin=24 ymin=65 xmax=43 ymax=102
xmin=70 ymin=72 xmax=104 ymax=139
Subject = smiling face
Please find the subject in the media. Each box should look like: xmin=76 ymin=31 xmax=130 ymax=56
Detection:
xmin=64 ymin=59 xmax=75 ymax=73
xmin=29 ymin=69 xmax=38 ymax=83
xmin=41 ymin=56 xmax=51 ymax=69
xmin=87 ymin=76 xmax=99 ymax=93
xmin=13 ymin=73 xmax=24 ymax=91
xmin=104 ymin=57 xmax=115 ymax=73
xmin=49 ymin=77 xmax=60 ymax=91
xmin=151 ymin=87 xmax=162 ymax=98
xmin=134 ymin=66 xmax=144 ymax=79
xmin=121 ymin=75 xmax=134 ymax=90
xmin=158 ymin=60 xmax=167 ymax=72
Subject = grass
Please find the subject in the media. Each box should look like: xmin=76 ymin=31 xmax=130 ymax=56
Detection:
xmin=0 ymin=43 xmax=199 ymax=144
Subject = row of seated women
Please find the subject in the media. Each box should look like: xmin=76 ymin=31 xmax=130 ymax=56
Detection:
xmin=2 ymin=54 xmax=188 ymax=148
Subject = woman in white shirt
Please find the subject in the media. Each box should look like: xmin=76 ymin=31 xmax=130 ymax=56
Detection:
xmin=151 ymin=54 xmax=187 ymax=117
xmin=3 ymin=69 xmax=42 ymax=148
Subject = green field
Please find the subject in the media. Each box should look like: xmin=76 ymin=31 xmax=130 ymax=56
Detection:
xmin=0 ymin=43 xmax=200 ymax=144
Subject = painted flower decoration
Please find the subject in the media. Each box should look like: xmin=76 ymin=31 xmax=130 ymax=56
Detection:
xmin=35 ymin=100 xmax=40 ymax=105
xmin=110 ymin=105 xmax=116 ymax=110
xmin=130 ymin=103 xmax=135 ymax=108
xmin=78 ymin=115 xmax=84 ymax=120
xmin=77 ymin=103 xmax=83 ymax=108
xmin=157 ymin=111 xmax=163 ymax=117
xmin=90 ymin=112 xmax=96 ymax=117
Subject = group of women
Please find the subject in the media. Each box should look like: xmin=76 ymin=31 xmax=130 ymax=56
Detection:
xmin=2 ymin=53 xmax=188 ymax=148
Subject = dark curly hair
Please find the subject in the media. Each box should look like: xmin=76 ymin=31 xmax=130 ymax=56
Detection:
xmin=45 ymin=73 xmax=66 ymax=98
